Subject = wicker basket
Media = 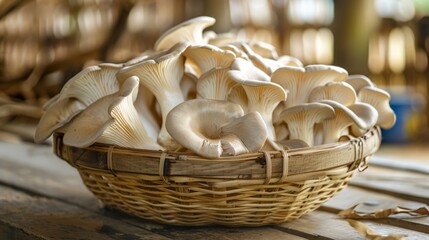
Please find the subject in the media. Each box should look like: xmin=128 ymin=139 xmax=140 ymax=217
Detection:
xmin=53 ymin=127 xmax=381 ymax=226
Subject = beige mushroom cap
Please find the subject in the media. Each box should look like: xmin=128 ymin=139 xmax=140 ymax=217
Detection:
xmin=277 ymin=55 xmax=304 ymax=68
xmin=358 ymin=86 xmax=396 ymax=129
xmin=197 ymin=67 xmax=235 ymax=100
xmin=228 ymin=58 xmax=270 ymax=82
xmin=34 ymin=99 xmax=85 ymax=143
xmin=58 ymin=65 xmax=121 ymax=105
xmin=228 ymin=74 xmax=287 ymax=149
xmin=166 ymin=99 xmax=267 ymax=158
xmin=345 ymin=75 xmax=375 ymax=94
xmin=318 ymin=100 xmax=378 ymax=144
xmin=183 ymin=44 xmax=236 ymax=76
xmin=272 ymin=65 xmax=348 ymax=108
xmin=279 ymin=102 xmax=335 ymax=146
xmin=154 ymin=16 xmax=216 ymax=51
xmin=309 ymin=82 xmax=357 ymax=106
xmin=117 ymin=42 xmax=189 ymax=150
xmin=63 ymin=76 xmax=162 ymax=150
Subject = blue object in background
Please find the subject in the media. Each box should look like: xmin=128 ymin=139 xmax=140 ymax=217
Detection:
xmin=381 ymin=90 xmax=425 ymax=143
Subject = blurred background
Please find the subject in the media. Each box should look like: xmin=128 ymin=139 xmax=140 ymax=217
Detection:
xmin=0 ymin=0 xmax=428 ymax=145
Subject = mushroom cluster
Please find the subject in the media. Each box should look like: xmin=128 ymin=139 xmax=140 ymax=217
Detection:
xmin=35 ymin=16 xmax=396 ymax=159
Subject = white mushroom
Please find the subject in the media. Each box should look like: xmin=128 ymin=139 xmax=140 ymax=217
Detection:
xmin=220 ymin=112 xmax=268 ymax=156
xmin=35 ymin=64 xmax=122 ymax=143
xmin=154 ymin=16 xmax=216 ymax=51
xmin=345 ymin=75 xmax=375 ymax=94
xmin=248 ymin=41 xmax=278 ymax=59
xmin=166 ymin=99 xmax=267 ymax=158
xmin=197 ymin=67 xmax=235 ymax=100
xmin=63 ymin=76 xmax=162 ymax=150
xmin=117 ymin=42 xmax=189 ymax=150
xmin=229 ymin=58 xmax=270 ymax=82
xmin=58 ymin=65 xmax=121 ymax=105
xmin=207 ymin=32 xmax=236 ymax=46
xmin=318 ymin=100 xmax=378 ymax=144
xmin=277 ymin=55 xmax=304 ymax=67
xmin=34 ymin=99 xmax=85 ymax=143
xmin=218 ymin=44 xmax=250 ymax=61
xmin=183 ymin=44 xmax=236 ymax=76
xmin=309 ymin=82 xmax=357 ymax=106
xmin=278 ymin=102 xmax=335 ymax=146
xmin=358 ymin=86 xmax=396 ymax=129
xmin=271 ymin=65 xmax=348 ymax=108
xmin=227 ymin=73 xmax=287 ymax=149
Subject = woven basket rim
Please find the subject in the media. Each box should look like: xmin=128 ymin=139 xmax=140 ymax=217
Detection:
xmin=53 ymin=126 xmax=381 ymax=183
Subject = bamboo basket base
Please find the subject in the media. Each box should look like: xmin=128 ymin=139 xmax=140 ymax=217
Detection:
xmin=77 ymin=166 xmax=354 ymax=226
xmin=54 ymin=127 xmax=381 ymax=226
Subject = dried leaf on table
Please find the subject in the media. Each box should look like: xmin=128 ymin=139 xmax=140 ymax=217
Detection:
xmin=339 ymin=204 xmax=429 ymax=219
xmin=347 ymin=220 xmax=407 ymax=240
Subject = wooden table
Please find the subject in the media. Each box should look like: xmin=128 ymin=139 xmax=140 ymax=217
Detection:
xmin=1 ymin=142 xmax=428 ymax=240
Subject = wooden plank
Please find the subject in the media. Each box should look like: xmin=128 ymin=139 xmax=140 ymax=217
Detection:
xmin=276 ymin=210 xmax=429 ymax=240
xmin=350 ymin=165 xmax=429 ymax=204
xmin=322 ymin=186 xmax=429 ymax=233
xmin=370 ymin=155 xmax=429 ymax=174
xmin=0 ymin=185 xmax=171 ymax=240
xmin=0 ymin=142 xmax=98 ymax=210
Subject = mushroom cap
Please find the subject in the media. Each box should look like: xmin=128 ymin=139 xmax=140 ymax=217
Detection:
xmin=271 ymin=65 xmax=348 ymax=108
xmin=197 ymin=67 xmax=235 ymax=100
xmin=248 ymin=41 xmax=278 ymax=59
xmin=319 ymin=100 xmax=378 ymax=144
xmin=166 ymin=99 xmax=245 ymax=158
xmin=309 ymin=82 xmax=357 ymax=106
xmin=154 ymin=16 xmax=216 ymax=51
xmin=279 ymin=102 xmax=335 ymax=146
xmin=34 ymin=99 xmax=85 ymax=143
xmin=183 ymin=44 xmax=236 ymax=75
xmin=228 ymin=76 xmax=287 ymax=149
xmin=277 ymin=55 xmax=304 ymax=67
xmin=220 ymin=111 xmax=268 ymax=155
xmin=117 ymin=42 xmax=189 ymax=150
xmin=358 ymin=86 xmax=396 ymax=129
xmin=345 ymin=75 xmax=375 ymax=94
xmin=218 ymin=44 xmax=250 ymax=60
xmin=228 ymin=58 xmax=270 ymax=82
xmin=58 ymin=65 xmax=121 ymax=105
xmin=207 ymin=32 xmax=236 ymax=46
xmin=63 ymin=76 xmax=161 ymax=150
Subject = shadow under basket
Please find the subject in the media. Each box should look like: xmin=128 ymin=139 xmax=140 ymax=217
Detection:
xmin=53 ymin=127 xmax=381 ymax=227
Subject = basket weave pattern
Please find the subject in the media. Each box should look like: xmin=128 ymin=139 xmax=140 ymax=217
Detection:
xmin=54 ymin=127 xmax=381 ymax=226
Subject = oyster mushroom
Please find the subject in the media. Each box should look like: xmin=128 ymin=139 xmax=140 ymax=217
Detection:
xmin=197 ymin=67 xmax=235 ymax=100
xmin=318 ymin=100 xmax=378 ymax=144
xmin=166 ymin=99 xmax=267 ymax=158
xmin=309 ymin=82 xmax=357 ymax=106
xmin=183 ymin=44 xmax=236 ymax=76
xmin=358 ymin=86 xmax=396 ymax=129
xmin=58 ymin=64 xmax=121 ymax=105
xmin=227 ymin=72 xmax=287 ymax=149
xmin=117 ymin=42 xmax=189 ymax=150
xmin=248 ymin=41 xmax=278 ymax=59
xmin=278 ymin=102 xmax=335 ymax=146
xmin=277 ymin=55 xmax=304 ymax=67
xmin=63 ymin=76 xmax=162 ymax=150
xmin=35 ymin=64 xmax=122 ymax=143
xmin=229 ymin=58 xmax=270 ymax=82
xmin=345 ymin=75 xmax=375 ymax=94
xmin=154 ymin=16 xmax=216 ymax=51
xmin=34 ymin=99 xmax=85 ymax=143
